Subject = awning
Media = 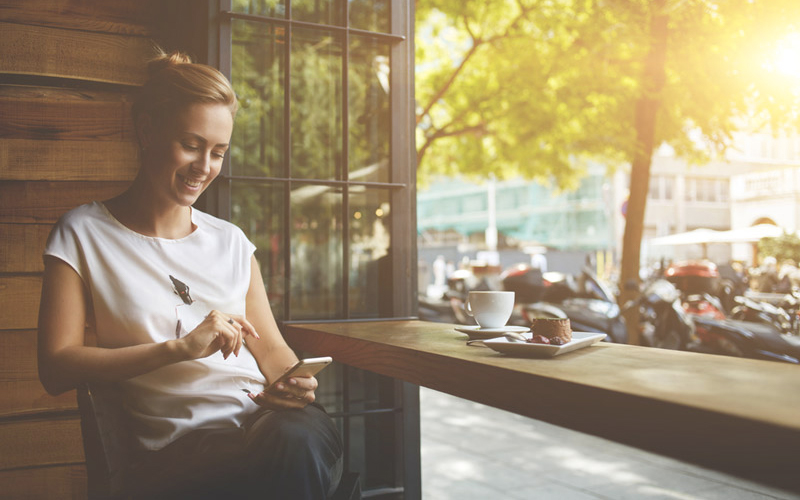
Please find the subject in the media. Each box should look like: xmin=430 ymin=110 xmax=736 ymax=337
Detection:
xmin=650 ymin=224 xmax=786 ymax=246
xmin=649 ymin=228 xmax=721 ymax=246
xmin=712 ymin=224 xmax=785 ymax=243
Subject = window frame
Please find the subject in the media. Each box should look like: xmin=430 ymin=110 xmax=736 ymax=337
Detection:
xmin=203 ymin=1 xmax=421 ymax=497
xmin=207 ymin=0 xmax=416 ymax=322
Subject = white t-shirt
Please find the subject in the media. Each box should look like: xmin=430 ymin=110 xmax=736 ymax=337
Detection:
xmin=44 ymin=201 xmax=268 ymax=450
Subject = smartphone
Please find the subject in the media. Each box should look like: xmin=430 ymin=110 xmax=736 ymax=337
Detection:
xmin=265 ymin=356 xmax=333 ymax=393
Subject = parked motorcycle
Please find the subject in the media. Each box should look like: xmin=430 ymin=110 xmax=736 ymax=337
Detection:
xmin=729 ymin=293 xmax=796 ymax=334
xmin=502 ymin=265 xmax=628 ymax=344
xmin=633 ymin=277 xmax=800 ymax=363
xmin=690 ymin=315 xmax=800 ymax=363
xmin=633 ymin=279 xmax=699 ymax=350
xmin=418 ymin=268 xmax=492 ymax=325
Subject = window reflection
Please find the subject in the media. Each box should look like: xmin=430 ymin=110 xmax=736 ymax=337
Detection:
xmin=231 ymin=182 xmax=286 ymax=320
xmin=232 ymin=0 xmax=286 ymax=17
xmin=232 ymin=19 xmax=286 ymax=177
xmin=292 ymin=0 xmax=345 ymax=26
xmin=349 ymin=0 xmax=390 ymax=32
xmin=349 ymin=188 xmax=392 ymax=318
xmin=346 ymin=412 xmax=399 ymax=491
xmin=349 ymin=35 xmax=391 ymax=183
xmin=290 ymin=183 xmax=343 ymax=319
xmin=291 ymin=28 xmax=343 ymax=180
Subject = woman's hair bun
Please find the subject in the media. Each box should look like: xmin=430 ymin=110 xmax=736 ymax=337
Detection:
xmin=146 ymin=48 xmax=194 ymax=79
xmin=133 ymin=44 xmax=238 ymax=126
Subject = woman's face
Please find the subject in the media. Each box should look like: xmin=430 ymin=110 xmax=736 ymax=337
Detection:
xmin=140 ymin=103 xmax=234 ymax=207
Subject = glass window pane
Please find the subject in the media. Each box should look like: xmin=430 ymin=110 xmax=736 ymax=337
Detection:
xmin=349 ymin=188 xmax=391 ymax=318
xmin=349 ymin=35 xmax=390 ymax=183
xmin=349 ymin=0 xmax=390 ymax=32
xmin=232 ymin=20 xmax=286 ymax=177
xmin=346 ymin=412 xmax=399 ymax=491
xmin=292 ymin=0 xmax=345 ymax=26
xmin=232 ymin=0 xmax=286 ymax=17
xmin=313 ymin=361 xmax=344 ymax=413
xmin=290 ymin=183 xmax=343 ymax=319
xmin=291 ymin=28 xmax=343 ymax=180
xmin=231 ymin=182 xmax=286 ymax=320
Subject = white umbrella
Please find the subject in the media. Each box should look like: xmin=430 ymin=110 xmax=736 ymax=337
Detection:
xmin=649 ymin=228 xmax=721 ymax=246
xmin=710 ymin=224 xmax=785 ymax=243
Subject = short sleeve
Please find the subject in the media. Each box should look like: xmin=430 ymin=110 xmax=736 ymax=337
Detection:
xmin=43 ymin=207 xmax=87 ymax=281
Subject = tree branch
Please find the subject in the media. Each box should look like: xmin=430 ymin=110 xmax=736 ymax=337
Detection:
xmin=416 ymin=42 xmax=481 ymax=127
xmin=417 ymin=122 xmax=489 ymax=169
xmin=415 ymin=3 xmax=537 ymax=127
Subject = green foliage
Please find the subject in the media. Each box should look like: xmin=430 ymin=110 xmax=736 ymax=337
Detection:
xmin=415 ymin=0 xmax=800 ymax=185
xmin=759 ymin=233 xmax=800 ymax=263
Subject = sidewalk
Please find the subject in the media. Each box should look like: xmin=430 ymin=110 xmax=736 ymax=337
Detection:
xmin=420 ymin=387 xmax=799 ymax=500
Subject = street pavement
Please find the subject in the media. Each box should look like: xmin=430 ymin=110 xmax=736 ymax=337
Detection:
xmin=420 ymin=387 xmax=799 ymax=500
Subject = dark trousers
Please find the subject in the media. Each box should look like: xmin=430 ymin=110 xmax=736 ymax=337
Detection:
xmin=129 ymin=403 xmax=343 ymax=499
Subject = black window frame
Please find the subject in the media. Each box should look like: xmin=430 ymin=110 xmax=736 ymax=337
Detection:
xmin=201 ymin=1 xmax=420 ymax=497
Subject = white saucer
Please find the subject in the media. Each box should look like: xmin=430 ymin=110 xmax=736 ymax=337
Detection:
xmin=483 ymin=332 xmax=607 ymax=357
xmin=454 ymin=325 xmax=531 ymax=340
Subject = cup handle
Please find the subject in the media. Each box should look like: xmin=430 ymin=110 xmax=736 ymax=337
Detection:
xmin=464 ymin=299 xmax=474 ymax=317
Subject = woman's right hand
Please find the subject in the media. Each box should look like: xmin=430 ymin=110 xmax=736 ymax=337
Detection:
xmin=177 ymin=310 xmax=259 ymax=360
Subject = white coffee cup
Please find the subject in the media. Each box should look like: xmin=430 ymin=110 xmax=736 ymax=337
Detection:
xmin=465 ymin=291 xmax=515 ymax=328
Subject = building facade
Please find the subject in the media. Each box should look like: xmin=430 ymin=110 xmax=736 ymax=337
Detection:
xmin=419 ymin=131 xmax=800 ymax=278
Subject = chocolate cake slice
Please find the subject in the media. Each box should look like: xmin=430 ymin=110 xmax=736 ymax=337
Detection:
xmin=530 ymin=318 xmax=572 ymax=345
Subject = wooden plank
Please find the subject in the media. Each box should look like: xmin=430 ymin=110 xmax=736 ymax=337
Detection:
xmin=0 ymin=464 xmax=87 ymax=499
xmin=0 ymin=139 xmax=139 ymax=181
xmin=0 ymin=224 xmax=51 ymax=273
xmin=0 ymin=85 xmax=135 ymax=142
xmin=0 ymin=329 xmax=37 ymax=381
xmin=0 ymin=328 xmax=91 ymax=417
xmin=0 ymin=330 xmax=79 ymax=417
xmin=0 ymin=181 xmax=129 ymax=224
xmin=0 ymin=0 xmax=156 ymax=36
xmin=0 ymin=85 xmax=139 ymax=181
xmin=0 ymin=276 xmax=40 ymax=330
xmin=0 ymin=416 xmax=84 ymax=470
xmin=0 ymin=21 xmax=151 ymax=85
xmin=0 ymin=380 xmax=77 ymax=418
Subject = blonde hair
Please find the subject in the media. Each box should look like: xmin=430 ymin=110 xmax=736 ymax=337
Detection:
xmin=133 ymin=48 xmax=238 ymax=128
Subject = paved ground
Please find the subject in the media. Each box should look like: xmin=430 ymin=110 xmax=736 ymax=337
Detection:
xmin=419 ymin=387 xmax=799 ymax=500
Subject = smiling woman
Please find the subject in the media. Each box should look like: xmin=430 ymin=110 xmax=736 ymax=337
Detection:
xmin=124 ymin=103 xmax=234 ymax=227
xmin=36 ymin=48 xmax=343 ymax=499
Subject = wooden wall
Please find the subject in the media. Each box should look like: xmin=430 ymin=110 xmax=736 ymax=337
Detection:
xmin=0 ymin=1 xmax=159 ymax=497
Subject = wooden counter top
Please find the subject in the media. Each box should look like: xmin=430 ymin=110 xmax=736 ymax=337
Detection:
xmin=284 ymin=320 xmax=800 ymax=492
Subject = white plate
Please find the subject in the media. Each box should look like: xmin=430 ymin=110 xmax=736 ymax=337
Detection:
xmin=482 ymin=331 xmax=607 ymax=357
xmin=454 ymin=325 xmax=531 ymax=340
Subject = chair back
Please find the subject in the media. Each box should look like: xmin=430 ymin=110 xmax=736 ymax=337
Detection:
xmin=76 ymin=382 xmax=133 ymax=500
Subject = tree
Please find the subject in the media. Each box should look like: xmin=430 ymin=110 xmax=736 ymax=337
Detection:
xmin=415 ymin=0 xmax=635 ymax=189
xmin=759 ymin=233 xmax=800 ymax=264
xmin=416 ymin=0 xmax=800 ymax=343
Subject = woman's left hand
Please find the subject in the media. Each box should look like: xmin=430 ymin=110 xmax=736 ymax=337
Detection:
xmin=248 ymin=370 xmax=318 ymax=410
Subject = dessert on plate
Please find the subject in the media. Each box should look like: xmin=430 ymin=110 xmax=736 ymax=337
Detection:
xmin=528 ymin=318 xmax=572 ymax=345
